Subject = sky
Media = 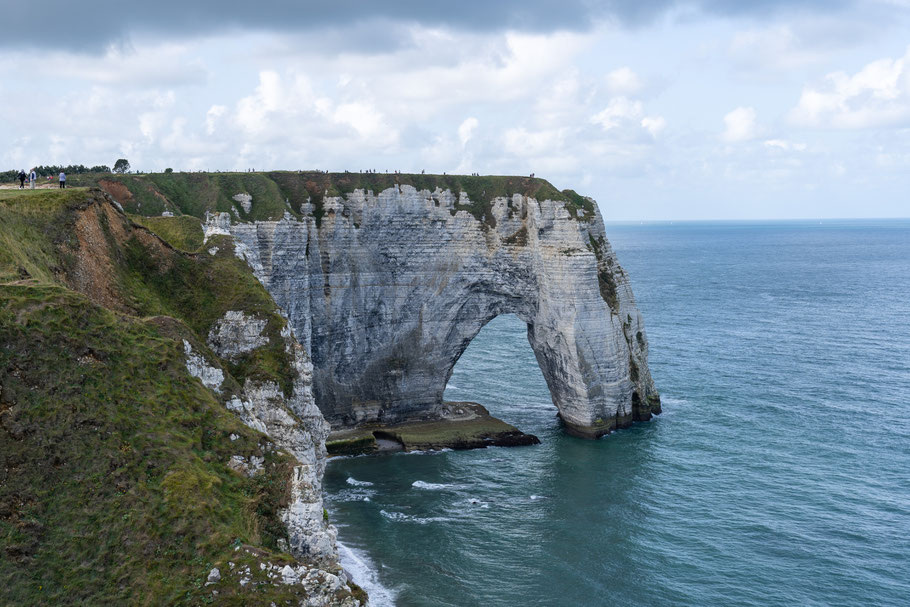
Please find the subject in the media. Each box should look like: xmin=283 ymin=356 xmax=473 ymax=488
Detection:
xmin=3 ymin=1 xmax=910 ymax=220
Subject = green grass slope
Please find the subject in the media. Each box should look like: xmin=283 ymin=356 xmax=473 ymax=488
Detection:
xmin=0 ymin=189 xmax=353 ymax=605
xmin=0 ymin=188 xmax=295 ymax=395
xmin=129 ymin=214 xmax=205 ymax=252
xmin=1 ymin=284 xmax=302 ymax=605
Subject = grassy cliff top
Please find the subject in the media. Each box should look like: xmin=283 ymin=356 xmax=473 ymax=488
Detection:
xmin=66 ymin=170 xmax=596 ymax=224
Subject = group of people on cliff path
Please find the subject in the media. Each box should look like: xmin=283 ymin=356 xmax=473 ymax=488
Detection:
xmin=15 ymin=169 xmax=66 ymax=189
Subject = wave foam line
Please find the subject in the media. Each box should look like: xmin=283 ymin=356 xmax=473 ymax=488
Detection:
xmin=338 ymin=541 xmax=398 ymax=607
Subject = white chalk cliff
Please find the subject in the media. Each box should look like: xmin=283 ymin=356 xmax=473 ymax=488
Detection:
xmin=213 ymin=183 xmax=660 ymax=439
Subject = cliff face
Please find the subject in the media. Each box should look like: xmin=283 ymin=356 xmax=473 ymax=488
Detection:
xmin=207 ymin=179 xmax=660 ymax=438
xmin=84 ymin=169 xmax=659 ymax=437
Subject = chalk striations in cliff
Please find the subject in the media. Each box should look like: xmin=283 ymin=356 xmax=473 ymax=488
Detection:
xmin=195 ymin=175 xmax=661 ymax=439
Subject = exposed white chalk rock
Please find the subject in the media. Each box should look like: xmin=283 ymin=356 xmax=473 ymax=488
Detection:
xmin=220 ymin=185 xmax=659 ymax=438
xmin=183 ymin=340 xmax=223 ymax=393
xmin=233 ymin=193 xmax=253 ymax=214
xmin=207 ymin=310 xmax=269 ymax=359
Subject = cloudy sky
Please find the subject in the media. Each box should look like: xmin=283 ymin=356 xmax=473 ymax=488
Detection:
xmin=4 ymin=1 xmax=910 ymax=219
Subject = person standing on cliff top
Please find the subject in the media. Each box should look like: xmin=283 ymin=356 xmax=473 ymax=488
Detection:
xmin=29 ymin=169 xmax=36 ymax=189
xmin=17 ymin=169 xmax=26 ymax=189
xmin=58 ymin=171 xmax=66 ymax=189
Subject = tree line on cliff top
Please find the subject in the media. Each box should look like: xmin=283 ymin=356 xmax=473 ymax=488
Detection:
xmin=1 ymin=165 xmax=111 ymax=182
xmin=2 ymin=159 xmax=135 ymax=183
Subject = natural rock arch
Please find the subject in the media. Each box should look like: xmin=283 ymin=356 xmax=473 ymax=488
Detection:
xmin=225 ymin=184 xmax=660 ymax=438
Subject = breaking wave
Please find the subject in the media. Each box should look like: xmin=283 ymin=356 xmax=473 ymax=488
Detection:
xmin=337 ymin=541 xmax=397 ymax=607
xmin=411 ymin=480 xmax=450 ymax=490
xmin=380 ymin=510 xmax=451 ymax=525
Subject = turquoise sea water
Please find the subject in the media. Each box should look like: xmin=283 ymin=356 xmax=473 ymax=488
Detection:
xmin=324 ymin=220 xmax=910 ymax=606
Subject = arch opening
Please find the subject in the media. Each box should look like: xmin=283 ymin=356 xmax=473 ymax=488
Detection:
xmin=443 ymin=314 xmax=556 ymax=437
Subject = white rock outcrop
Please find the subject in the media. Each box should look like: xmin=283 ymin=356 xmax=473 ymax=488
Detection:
xmin=221 ymin=185 xmax=660 ymax=438
xmin=207 ymin=310 xmax=269 ymax=359
xmin=183 ymin=319 xmax=336 ymax=565
xmin=183 ymin=339 xmax=224 ymax=392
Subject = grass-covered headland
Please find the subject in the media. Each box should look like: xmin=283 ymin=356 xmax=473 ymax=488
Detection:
xmin=0 ymin=188 xmax=358 ymax=605
xmin=63 ymin=170 xmax=596 ymax=224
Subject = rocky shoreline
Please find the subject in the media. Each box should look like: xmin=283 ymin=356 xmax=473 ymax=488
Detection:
xmin=326 ymin=402 xmax=540 ymax=455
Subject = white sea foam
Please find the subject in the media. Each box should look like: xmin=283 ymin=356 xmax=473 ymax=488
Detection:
xmin=334 ymin=488 xmax=375 ymax=503
xmin=398 ymin=448 xmax=453 ymax=456
xmin=380 ymin=510 xmax=450 ymax=524
xmin=412 ymin=480 xmax=450 ymax=490
xmin=657 ymin=396 xmax=690 ymax=418
xmin=347 ymin=477 xmax=374 ymax=487
xmin=379 ymin=509 xmax=409 ymax=522
xmin=659 ymin=395 xmax=690 ymax=407
xmin=337 ymin=541 xmax=397 ymax=607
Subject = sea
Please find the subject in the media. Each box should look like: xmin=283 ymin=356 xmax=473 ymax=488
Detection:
xmin=323 ymin=219 xmax=910 ymax=607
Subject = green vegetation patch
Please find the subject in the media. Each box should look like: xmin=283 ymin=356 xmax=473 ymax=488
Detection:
xmin=388 ymin=408 xmax=531 ymax=451
xmin=325 ymin=435 xmax=378 ymax=456
xmin=130 ymin=215 xmax=205 ymax=252
xmin=327 ymin=402 xmax=539 ymax=454
xmin=560 ymin=189 xmax=596 ymax=220
xmin=90 ymin=174 xmax=173 ymax=216
xmin=589 ymin=234 xmax=619 ymax=313
xmin=0 ymin=284 xmax=303 ymax=605
xmin=0 ymin=189 xmax=88 ymax=283
xmin=503 ymin=225 xmax=529 ymax=246
xmin=0 ymin=189 xmax=360 ymax=604
xmin=1 ymin=189 xmax=297 ymax=404
xmin=144 ymin=172 xmax=289 ymax=222
xmin=116 ymin=233 xmax=296 ymax=395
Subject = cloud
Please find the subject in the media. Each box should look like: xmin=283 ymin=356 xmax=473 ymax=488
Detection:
xmin=729 ymin=25 xmax=828 ymax=71
xmin=589 ymin=97 xmax=667 ymax=140
xmin=789 ymin=46 xmax=910 ymax=128
xmin=7 ymin=1 xmax=862 ymax=53
xmin=455 ymin=118 xmax=480 ymax=173
xmin=226 ymin=69 xmax=400 ymax=164
xmin=641 ymin=116 xmax=667 ymax=137
xmin=205 ymin=105 xmax=227 ymax=135
xmin=1 ymin=1 xmax=598 ymax=52
xmin=0 ymin=27 xmax=599 ymax=173
xmin=458 ymin=118 xmax=479 ymax=147
xmin=722 ymin=106 xmax=759 ymax=142
xmin=592 ymin=97 xmax=643 ymax=130
xmin=1 ymin=41 xmax=208 ymax=89
xmin=503 ymin=127 xmax=565 ymax=158
xmin=605 ymin=67 xmax=643 ymax=95
xmin=764 ymin=139 xmax=807 ymax=151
